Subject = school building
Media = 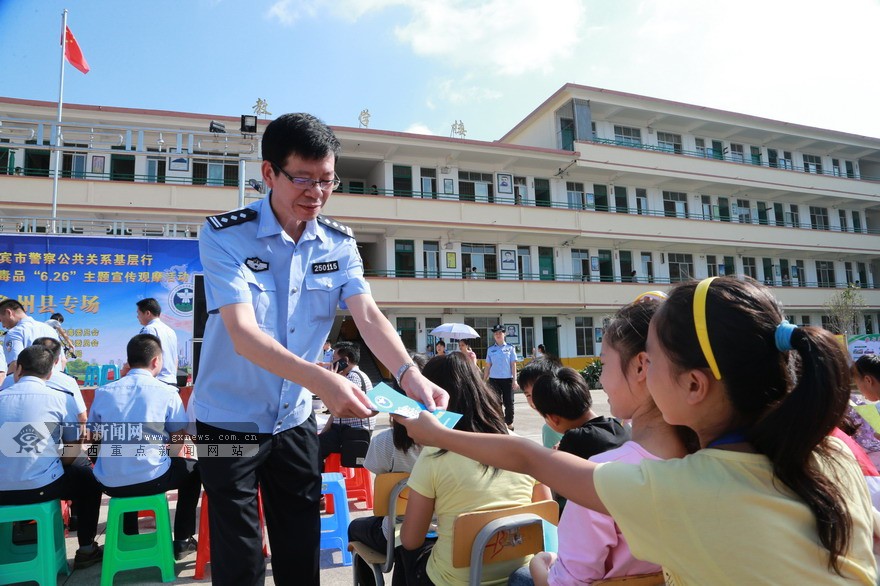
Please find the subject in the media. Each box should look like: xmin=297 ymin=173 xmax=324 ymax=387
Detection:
xmin=1 ymin=83 xmax=879 ymax=367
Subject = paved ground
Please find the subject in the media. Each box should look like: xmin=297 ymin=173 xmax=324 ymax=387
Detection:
xmin=49 ymin=388 xmax=612 ymax=585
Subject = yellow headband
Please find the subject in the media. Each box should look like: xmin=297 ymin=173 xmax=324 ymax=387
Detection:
xmin=693 ymin=277 xmax=722 ymax=380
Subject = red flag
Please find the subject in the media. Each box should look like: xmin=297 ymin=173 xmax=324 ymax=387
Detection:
xmin=63 ymin=26 xmax=90 ymax=74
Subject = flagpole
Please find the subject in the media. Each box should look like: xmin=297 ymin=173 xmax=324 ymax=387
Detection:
xmin=51 ymin=9 xmax=69 ymax=233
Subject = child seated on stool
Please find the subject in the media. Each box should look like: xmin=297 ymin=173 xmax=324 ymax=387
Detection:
xmin=88 ymin=333 xmax=201 ymax=560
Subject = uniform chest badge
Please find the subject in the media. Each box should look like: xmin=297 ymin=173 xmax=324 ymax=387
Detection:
xmin=312 ymin=260 xmax=339 ymax=274
xmin=246 ymin=257 xmax=269 ymax=272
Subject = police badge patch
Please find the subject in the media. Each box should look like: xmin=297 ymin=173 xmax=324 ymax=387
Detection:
xmin=246 ymin=257 xmax=269 ymax=272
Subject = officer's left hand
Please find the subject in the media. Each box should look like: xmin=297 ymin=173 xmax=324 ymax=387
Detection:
xmin=401 ymin=369 xmax=449 ymax=411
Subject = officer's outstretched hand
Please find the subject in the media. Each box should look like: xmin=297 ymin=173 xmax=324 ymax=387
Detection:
xmin=316 ymin=370 xmax=374 ymax=419
xmin=401 ymin=368 xmax=449 ymax=411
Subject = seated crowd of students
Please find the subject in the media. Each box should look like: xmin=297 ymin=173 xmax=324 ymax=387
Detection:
xmin=4 ymin=276 xmax=880 ymax=585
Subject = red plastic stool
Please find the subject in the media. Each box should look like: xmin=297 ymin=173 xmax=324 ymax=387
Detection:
xmin=194 ymin=490 xmax=268 ymax=580
xmin=323 ymin=453 xmax=373 ymax=513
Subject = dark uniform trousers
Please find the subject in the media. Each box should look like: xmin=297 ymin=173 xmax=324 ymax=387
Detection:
xmin=196 ymin=416 xmax=321 ymax=586
xmin=489 ymin=377 xmax=515 ymax=425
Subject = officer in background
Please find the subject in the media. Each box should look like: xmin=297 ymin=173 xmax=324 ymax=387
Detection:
xmin=136 ymin=298 xmax=179 ymax=386
xmin=0 ymin=298 xmax=58 ymax=379
xmin=192 ymin=112 xmax=447 ymax=586
xmin=483 ymin=324 xmax=519 ymax=429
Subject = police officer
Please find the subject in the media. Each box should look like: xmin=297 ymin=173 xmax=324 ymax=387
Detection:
xmin=0 ymin=298 xmax=59 ymax=379
xmin=483 ymin=324 xmax=519 ymax=428
xmin=191 ymin=113 xmax=447 ymax=586
xmin=136 ymin=298 xmax=179 ymax=386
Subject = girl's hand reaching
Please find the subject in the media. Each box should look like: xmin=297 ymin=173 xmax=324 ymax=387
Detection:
xmin=393 ymin=410 xmax=448 ymax=447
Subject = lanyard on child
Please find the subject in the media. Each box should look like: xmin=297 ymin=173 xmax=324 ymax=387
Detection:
xmin=707 ymin=429 xmax=748 ymax=448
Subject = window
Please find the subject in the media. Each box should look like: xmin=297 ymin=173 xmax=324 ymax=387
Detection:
xmin=518 ymin=246 xmax=533 ymax=280
xmin=534 ymin=178 xmax=551 ymax=208
xmin=521 ymin=317 xmax=535 ymax=357
xmin=145 ymin=157 xmax=166 ymax=184
xmin=858 ymin=262 xmax=868 ymax=287
xmin=396 ymin=317 xmax=417 ymax=351
xmin=809 ymin=206 xmax=829 ymax=231
xmin=750 ymin=146 xmax=762 ymax=166
xmin=464 ymin=316 xmax=498 ymax=357
xmin=394 ymin=240 xmax=415 ymax=277
xmin=420 ymin=167 xmax=437 ymax=199
xmin=845 ymin=262 xmax=854 ymax=285
xmin=707 ymin=255 xmax=719 ymax=277
xmin=695 ymin=138 xmax=709 ymax=158
xmin=640 ymin=252 xmax=654 ymax=283
xmin=762 ymin=258 xmax=774 ymax=285
xmin=620 ymin=251 xmax=634 ymax=282
xmin=768 ymin=148 xmax=778 ymax=168
xmin=802 ymin=154 xmax=823 ymax=175
xmin=853 ymin=211 xmax=862 ymax=233
xmin=730 ymin=143 xmax=744 ymax=163
xmin=393 ymin=165 xmax=413 ymax=196
xmin=572 ymin=248 xmax=590 ymax=281
xmin=559 ymin=117 xmax=575 ymax=151
xmin=662 ymin=191 xmax=688 ymax=218
xmin=736 ymin=199 xmax=752 ymax=224
xmin=514 ymin=176 xmax=528 ymax=205
xmin=815 ymin=260 xmax=836 ymax=288
xmin=458 ymin=171 xmax=494 ymax=203
xmin=821 ymin=315 xmax=835 ymax=333
xmin=593 ymin=184 xmax=608 ymax=212
xmin=425 ymin=317 xmax=442 ymax=349
xmin=614 ymin=186 xmax=628 ymax=213
xmin=566 ymin=181 xmax=587 ymax=210
xmin=462 ymin=243 xmax=497 ymax=279
xmin=613 ymin=125 xmax=641 ymax=146
xmin=668 ymin=253 xmax=694 ymax=283
xmin=635 ymin=189 xmax=648 ymax=215
xmin=597 ymin=249 xmax=614 ymax=282
xmin=423 ymin=241 xmax=440 ymax=278
xmin=193 ymin=158 xmax=237 ymax=186
xmin=656 ymin=132 xmax=682 ymax=154
xmin=839 ymin=210 xmax=848 ymax=233
xmin=575 ymin=317 xmax=595 ymax=356
xmin=742 ymin=257 xmax=757 ymax=280
xmin=845 ymin=161 xmax=855 ymax=179
xmin=701 ymin=195 xmax=714 ymax=220
xmin=792 ymin=260 xmax=805 ymax=287
xmin=779 ymin=151 xmax=793 ymax=170
xmin=832 ymin=159 xmax=841 ymax=177
xmin=801 ymin=315 xmax=811 ymax=327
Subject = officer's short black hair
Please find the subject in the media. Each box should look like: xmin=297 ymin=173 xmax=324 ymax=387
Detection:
xmin=50 ymin=313 xmax=65 ymax=322
xmin=136 ymin=298 xmax=162 ymax=317
xmin=17 ymin=345 xmax=55 ymax=378
xmin=0 ymin=299 xmax=24 ymax=313
xmin=32 ymin=337 xmax=62 ymax=363
xmin=262 ymin=113 xmax=341 ymax=167
xmin=127 ymin=333 xmax=162 ymax=368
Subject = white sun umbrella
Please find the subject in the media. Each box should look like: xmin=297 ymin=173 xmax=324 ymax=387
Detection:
xmin=429 ymin=322 xmax=479 ymax=340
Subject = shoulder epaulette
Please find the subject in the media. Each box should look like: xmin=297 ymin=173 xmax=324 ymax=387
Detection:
xmin=317 ymin=215 xmax=355 ymax=239
xmin=206 ymin=208 xmax=258 ymax=230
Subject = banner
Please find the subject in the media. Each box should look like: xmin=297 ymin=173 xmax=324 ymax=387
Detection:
xmin=0 ymin=235 xmax=201 ymax=377
xmin=849 ymin=334 xmax=880 ymax=362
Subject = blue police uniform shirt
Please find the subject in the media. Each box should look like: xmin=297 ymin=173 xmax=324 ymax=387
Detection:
xmin=0 ymin=349 xmax=6 ymax=374
xmin=88 ymin=368 xmax=187 ymax=487
xmin=0 ymin=376 xmax=80 ymax=491
xmin=46 ymin=369 xmax=87 ymax=416
xmin=140 ymin=317 xmax=179 ymax=385
xmin=486 ymin=342 xmax=517 ymax=379
xmin=3 ymin=316 xmax=58 ymax=365
xmin=192 ymin=195 xmax=370 ymax=434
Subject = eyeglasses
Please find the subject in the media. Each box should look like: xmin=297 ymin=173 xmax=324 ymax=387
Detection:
xmin=271 ymin=163 xmax=341 ymax=192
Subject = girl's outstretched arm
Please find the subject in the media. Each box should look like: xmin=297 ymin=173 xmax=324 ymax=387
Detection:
xmin=395 ymin=411 xmax=608 ymax=514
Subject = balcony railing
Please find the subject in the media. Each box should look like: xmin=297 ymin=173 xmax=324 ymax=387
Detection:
xmin=0 ymin=216 xmax=201 ymax=238
xmin=364 ymin=269 xmax=878 ymax=290
xmin=588 ymin=137 xmax=874 ymax=181
xmin=3 ymin=166 xmax=239 ymax=187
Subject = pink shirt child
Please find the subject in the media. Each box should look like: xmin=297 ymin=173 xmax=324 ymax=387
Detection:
xmin=549 ymin=441 xmax=661 ymax=585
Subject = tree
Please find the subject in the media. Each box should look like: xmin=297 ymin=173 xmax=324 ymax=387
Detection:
xmin=823 ymin=283 xmax=865 ymax=336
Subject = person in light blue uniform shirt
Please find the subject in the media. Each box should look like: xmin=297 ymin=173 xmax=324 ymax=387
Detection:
xmin=136 ymin=298 xmax=179 ymax=386
xmin=89 ymin=333 xmax=200 ymax=559
xmin=0 ymin=298 xmax=59 ymax=376
xmin=0 ymin=345 xmax=104 ymax=568
xmin=192 ymin=112 xmax=448 ymax=586
xmin=0 ymin=342 xmax=6 ymax=388
xmin=483 ymin=324 xmax=520 ymax=427
xmin=32 ymin=337 xmax=87 ymax=423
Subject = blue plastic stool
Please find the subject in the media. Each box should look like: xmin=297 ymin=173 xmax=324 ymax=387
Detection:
xmin=98 ymin=364 xmax=119 ymax=386
xmin=542 ymin=520 xmax=558 ymax=554
xmin=320 ymin=472 xmax=352 ymax=566
xmin=84 ymin=365 xmax=100 ymax=386
xmin=0 ymin=500 xmax=70 ymax=586
xmin=102 ymin=493 xmax=175 ymax=586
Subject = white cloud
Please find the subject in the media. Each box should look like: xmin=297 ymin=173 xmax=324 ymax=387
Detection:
xmin=403 ymin=122 xmax=435 ymax=135
xmin=434 ymin=77 xmax=502 ymax=105
xmin=392 ymin=0 xmax=587 ymax=76
xmin=266 ymin=0 xmax=322 ymax=26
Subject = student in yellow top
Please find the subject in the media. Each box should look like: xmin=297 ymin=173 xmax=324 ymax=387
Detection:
xmin=399 ymin=277 xmax=877 ymax=585
xmin=398 ymin=352 xmax=551 ymax=586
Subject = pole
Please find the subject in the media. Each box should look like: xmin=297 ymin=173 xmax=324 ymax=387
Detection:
xmin=51 ymin=9 xmax=68 ymax=233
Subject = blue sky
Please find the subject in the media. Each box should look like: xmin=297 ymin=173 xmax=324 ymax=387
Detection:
xmin=1 ymin=0 xmax=878 ymax=142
